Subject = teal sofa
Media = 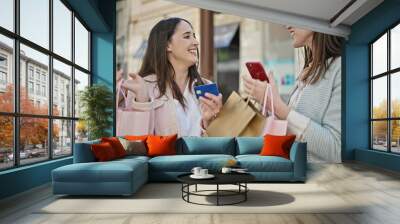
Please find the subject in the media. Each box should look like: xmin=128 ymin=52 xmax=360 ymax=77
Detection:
xmin=52 ymin=137 xmax=307 ymax=196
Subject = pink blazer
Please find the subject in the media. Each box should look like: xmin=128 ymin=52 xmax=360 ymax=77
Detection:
xmin=118 ymin=74 xmax=209 ymax=136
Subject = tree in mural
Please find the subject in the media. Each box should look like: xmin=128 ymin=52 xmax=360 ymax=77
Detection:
xmin=0 ymin=84 xmax=59 ymax=151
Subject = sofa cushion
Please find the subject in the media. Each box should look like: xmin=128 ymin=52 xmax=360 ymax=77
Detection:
xmin=115 ymin=155 xmax=150 ymax=164
xmin=52 ymin=158 xmax=147 ymax=183
xmin=177 ymin=137 xmax=236 ymax=155
xmin=236 ymin=155 xmax=293 ymax=172
xmin=236 ymin=137 xmax=263 ymax=155
xmin=148 ymin=154 xmax=235 ymax=172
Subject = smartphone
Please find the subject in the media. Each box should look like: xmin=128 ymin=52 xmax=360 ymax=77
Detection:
xmin=194 ymin=83 xmax=219 ymax=99
xmin=245 ymin=62 xmax=269 ymax=82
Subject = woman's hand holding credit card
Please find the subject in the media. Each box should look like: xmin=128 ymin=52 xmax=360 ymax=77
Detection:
xmin=195 ymin=83 xmax=223 ymax=128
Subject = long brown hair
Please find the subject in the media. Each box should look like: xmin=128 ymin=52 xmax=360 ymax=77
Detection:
xmin=301 ymin=32 xmax=344 ymax=84
xmin=138 ymin=17 xmax=204 ymax=108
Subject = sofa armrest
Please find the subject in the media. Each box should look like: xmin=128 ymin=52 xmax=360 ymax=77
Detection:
xmin=289 ymin=142 xmax=307 ymax=181
xmin=73 ymin=140 xmax=100 ymax=163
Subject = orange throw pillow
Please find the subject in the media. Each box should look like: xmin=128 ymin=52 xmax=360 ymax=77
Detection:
xmin=260 ymin=134 xmax=296 ymax=159
xmin=124 ymin=135 xmax=149 ymax=142
xmin=101 ymin=137 xmax=126 ymax=158
xmin=146 ymin=134 xmax=177 ymax=157
xmin=91 ymin=142 xmax=117 ymax=161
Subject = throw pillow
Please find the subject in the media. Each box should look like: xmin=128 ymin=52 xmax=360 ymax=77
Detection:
xmin=146 ymin=134 xmax=177 ymax=157
xmin=101 ymin=137 xmax=127 ymax=158
xmin=124 ymin=135 xmax=149 ymax=142
xmin=260 ymin=134 xmax=296 ymax=159
xmin=118 ymin=137 xmax=147 ymax=156
xmin=91 ymin=142 xmax=117 ymax=161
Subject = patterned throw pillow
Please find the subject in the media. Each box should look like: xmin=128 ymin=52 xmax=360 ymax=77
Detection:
xmin=118 ymin=137 xmax=147 ymax=156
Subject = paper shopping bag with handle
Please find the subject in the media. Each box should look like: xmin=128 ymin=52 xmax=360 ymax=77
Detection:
xmin=206 ymin=91 xmax=266 ymax=137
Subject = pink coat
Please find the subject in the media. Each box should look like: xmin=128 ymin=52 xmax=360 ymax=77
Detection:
xmin=117 ymin=74 xmax=208 ymax=137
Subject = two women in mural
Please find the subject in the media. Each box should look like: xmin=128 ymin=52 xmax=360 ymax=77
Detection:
xmin=117 ymin=17 xmax=343 ymax=163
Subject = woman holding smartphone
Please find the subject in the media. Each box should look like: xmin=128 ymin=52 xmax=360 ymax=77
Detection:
xmin=118 ymin=17 xmax=223 ymax=137
xmin=243 ymin=27 xmax=343 ymax=163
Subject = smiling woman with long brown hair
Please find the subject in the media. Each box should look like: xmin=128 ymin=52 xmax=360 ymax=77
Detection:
xmin=117 ymin=17 xmax=223 ymax=137
xmin=244 ymin=27 xmax=344 ymax=163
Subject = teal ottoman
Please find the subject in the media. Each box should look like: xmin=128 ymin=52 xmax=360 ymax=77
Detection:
xmin=52 ymin=156 xmax=148 ymax=196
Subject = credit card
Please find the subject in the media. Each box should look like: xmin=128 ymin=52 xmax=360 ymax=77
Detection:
xmin=194 ymin=83 xmax=219 ymax=99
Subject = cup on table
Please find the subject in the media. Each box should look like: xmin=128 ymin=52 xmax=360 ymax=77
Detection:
xmin=191 ymin=167 xmax=202 ymax=176
xmin=199 ymin=169 xmax=208 ymax=176
xmin=221 ymin=167 xmax=232 ymax=174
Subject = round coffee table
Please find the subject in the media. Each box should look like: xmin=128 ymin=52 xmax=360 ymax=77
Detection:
xmin=177 ymin=173 xmax=255 ymax=206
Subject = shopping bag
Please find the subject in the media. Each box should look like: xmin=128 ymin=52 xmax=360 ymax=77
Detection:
xmin=206 ymin=91 xmax=265 ymax=137
xmin=262 ymin=84 xmax=288 ymax=136
xmin=116 ymin=80 xmax=153 ymax=136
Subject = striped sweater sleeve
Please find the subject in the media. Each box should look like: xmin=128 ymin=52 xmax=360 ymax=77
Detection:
xmin=302 ymin=69 xmax=342 ymax=163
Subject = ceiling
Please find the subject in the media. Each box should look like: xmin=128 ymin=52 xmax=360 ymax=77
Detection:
xmin=166 ymin=0 xmax=384 ymax=38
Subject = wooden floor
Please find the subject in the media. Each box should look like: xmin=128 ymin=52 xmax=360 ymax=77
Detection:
xmin=1 ymin=162 xmax=400 ymax=224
